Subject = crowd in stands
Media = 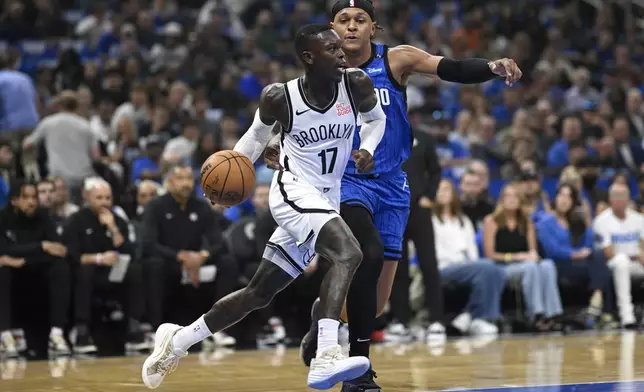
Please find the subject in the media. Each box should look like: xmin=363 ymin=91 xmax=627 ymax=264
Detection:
xmin=2 ymin=0 xmax=644 ymax=358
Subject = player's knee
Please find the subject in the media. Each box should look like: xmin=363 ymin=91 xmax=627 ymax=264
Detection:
xmin=244 ymin=285 xmax=275 ymax=309
xmin=341 ymin=237 xmax=363 ymax=269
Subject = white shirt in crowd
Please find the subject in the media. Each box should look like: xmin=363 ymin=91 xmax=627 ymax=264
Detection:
xmin=162 ymin=136 xmax=197 ymax=163
xmin=432 ymin=214 xmax=479 ymax=269
xmin=593 ymin=208 xmax=644 ymax=258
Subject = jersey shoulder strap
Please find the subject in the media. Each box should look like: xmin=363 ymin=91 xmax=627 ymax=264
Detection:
xmin=282 ymin=79 xmax=300 ymax=133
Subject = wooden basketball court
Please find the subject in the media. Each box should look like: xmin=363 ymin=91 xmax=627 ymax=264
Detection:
xmin=2 ymin=333 xmax=643 ymax=392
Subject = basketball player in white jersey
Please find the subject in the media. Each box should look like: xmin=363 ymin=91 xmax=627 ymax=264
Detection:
xmin=593 ymin=182 xmax=644 ymax=328
xmin=141 ymin=24 xmax=386 ymax=390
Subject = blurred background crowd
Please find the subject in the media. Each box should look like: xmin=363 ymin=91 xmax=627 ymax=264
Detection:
xmin=2 ymin=0 xmax=644 ymax=359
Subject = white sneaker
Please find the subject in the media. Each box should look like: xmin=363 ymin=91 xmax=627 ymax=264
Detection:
xmin=426 ymin=322 xmax=447 ymax=344
xmin=212 ymin=331 xmax=236 ymax=347
xmin=141 ymin=323 xmax=187 ymax=389
xmin=0 ymin=331 xmax=18 ymax=358
xmin=307 ymin=344 xmax=370 ymax=390
xmin=48 ymin=328 xmax=71 ymax=356
xmin=12 ymin=329 xmax=27 ymax=353
xmin=451 ymin=312 xmax=472 ymax=334
xmin=468 ymin=319 xmax=499 ymax=336
xmin=384 ymin=323 xmax=413 ymax=343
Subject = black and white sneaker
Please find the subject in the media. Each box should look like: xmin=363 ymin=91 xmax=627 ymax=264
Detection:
xmin=48 ymin=328 xmax=71 ymax=356
xmin=70 ymin=326 xmax=97 ymax=355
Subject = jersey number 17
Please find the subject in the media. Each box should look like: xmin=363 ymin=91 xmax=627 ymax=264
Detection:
xmin=318 ymin=147 xmax=338 ymax=175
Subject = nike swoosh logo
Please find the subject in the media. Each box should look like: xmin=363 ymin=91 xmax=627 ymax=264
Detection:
xmin=356 ymin=338 xmax=370 ymax=342
xmin=296 ymin=109 xmax=311 ymax=115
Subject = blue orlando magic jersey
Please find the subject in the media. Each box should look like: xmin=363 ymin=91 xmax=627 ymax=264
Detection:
xmin=345 ymin=43 xmax=412 ymax=175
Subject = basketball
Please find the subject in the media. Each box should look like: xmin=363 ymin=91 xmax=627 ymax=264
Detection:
xmin=200 ymin=150 xmax=256 ymax=207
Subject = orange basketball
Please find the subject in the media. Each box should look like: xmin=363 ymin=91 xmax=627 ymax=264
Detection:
xmin=200 ymin=150 xmax=256 ymax=207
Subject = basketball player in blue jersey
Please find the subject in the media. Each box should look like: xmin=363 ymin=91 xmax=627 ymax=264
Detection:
xmin=266 ymin=1 xmax=523 ymax=390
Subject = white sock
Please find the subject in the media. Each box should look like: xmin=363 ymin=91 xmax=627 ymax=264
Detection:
xmin=317 ymin=318 xmax=339 ymax=352
xmin=50 ymin=327 xmax=63 ymax=337
xmin=171 ymin=315 xmax=212 ymax=355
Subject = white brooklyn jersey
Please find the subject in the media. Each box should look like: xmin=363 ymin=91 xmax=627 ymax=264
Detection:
xmin=280 ymin=72 xmax=357 ymax=190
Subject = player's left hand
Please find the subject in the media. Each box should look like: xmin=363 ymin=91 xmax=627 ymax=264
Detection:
xmin=352 ymin=149 xmax=374 ymax=173
xmin=489 ymin=58 xmax=523 ymax=86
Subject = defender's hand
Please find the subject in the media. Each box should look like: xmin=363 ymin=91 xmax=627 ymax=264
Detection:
xmin=352 ymin=149 xmax=374 ymax=173
xmin=264 ymin=140 xmax=282 ymax=170
xmin=489 ymin=58 xmax=522 ymax=86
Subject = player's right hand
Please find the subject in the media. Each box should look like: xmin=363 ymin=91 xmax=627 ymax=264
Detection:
xmin=264 ymin=140 xmax=282 ymax=170
xmin=352 ymin=149 xmax=375 ymax=173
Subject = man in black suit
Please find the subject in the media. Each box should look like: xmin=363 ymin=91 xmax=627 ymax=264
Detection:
xmin=613 ymin=116 xmax=644 ymax=172
xmin=389 ymin=110 xmax=443 ymax=341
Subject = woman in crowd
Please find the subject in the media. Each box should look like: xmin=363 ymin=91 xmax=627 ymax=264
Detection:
xmin=433 ymin=179 xmax=506 ymax=336
xmin=536 ymin=183 xmax=613 ymax=322
xmin=559 ymin=166 xmax=592 ymax=224
xmin=483 ymin=183 xmax=563 ymax=331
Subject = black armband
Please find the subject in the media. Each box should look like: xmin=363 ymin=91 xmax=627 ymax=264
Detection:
xmin=436 ymin=57 xmax=496 ymax=84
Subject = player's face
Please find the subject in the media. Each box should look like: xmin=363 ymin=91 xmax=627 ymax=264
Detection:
xmin=331 ymin=8 xmax=376 ymax=54
xmin=311 ymin=30 xmax=347 ymax=82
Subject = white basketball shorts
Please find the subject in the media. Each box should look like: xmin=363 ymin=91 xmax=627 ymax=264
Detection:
xmin=263 ymin=170 xmax=340 ymax=277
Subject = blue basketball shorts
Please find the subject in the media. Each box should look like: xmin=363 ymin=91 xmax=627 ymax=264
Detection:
xmin=340 ymin=171 xmax=410 ymax=260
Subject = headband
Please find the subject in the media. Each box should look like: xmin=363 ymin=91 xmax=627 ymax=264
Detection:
xmin=331 ymin=0 xmax=376 ymax=22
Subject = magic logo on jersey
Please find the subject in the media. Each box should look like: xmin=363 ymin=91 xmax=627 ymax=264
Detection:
xmin=291 ymin=123 xmax=354 ymax=148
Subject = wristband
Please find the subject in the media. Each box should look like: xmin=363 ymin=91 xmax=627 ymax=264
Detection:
xmin=504 ymin=253 xmax=511 ymax=263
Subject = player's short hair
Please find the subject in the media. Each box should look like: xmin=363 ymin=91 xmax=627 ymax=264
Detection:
xmin=294 ymin=24 xmax=332 ymax=56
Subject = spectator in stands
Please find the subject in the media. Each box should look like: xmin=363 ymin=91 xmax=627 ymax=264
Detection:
xmin=111 ymin=84 xmax=150 ymax=138
xmin=162 ymin=120 xmax=199 ymax=166
xmin=578 ymin=156 xmax=608 ymax=211
xmin=51 ymin=176 xmax=79 ymax=219
xmin=0 ymin=180 xmax=71 ymax=357
xmin=547 ymin=116 xmax=584 ymax=170
xmin=625 ymin=89 xmax=644 ymax=138
xmin=449 ymin=110 xmax=473 ymax=152
xmin=612 ymin=116 xmax=644 ymax=172
xmin=559 ymin=166 xmax=593 ymax=224
xmin=131 ymin=135 xmax=164 ymax=184
xmin=483 ymin=183 xmax=563 ymax=331
xmin=433 ymin=179 xmax=506 ymax=336
xmin=64 ymin=178 xmax=146 ymax=354
xmin=460 ymin=168 xmax=495 ymax=230
xmin=594 ymin=183 xmax=644 ymax=328
xmin=141 ymin=164 xmax=238 ymax=347
xmin=149 ymin=22 xmax=189 ymax=74
xmin=517 ymin=169 xmax=550 ymax=223
xmin=0 ymin=51 xmax=39 ymax=141
xmin=23 ymin=91 xmax=99 ymax=202
xmin=470 ymin=116 xmax=506 ymax=176
xmin=565 ymin=67 xmax=601 ymax=112
xmin=434 ymin=112 xmax=468 ymax=181
xmin=36 ymin=178 xmax=55 ymax=209
xmin=635 ymin=173 xmax=644 ymax=213
xmin=0 ymin=139 xmax=13 ymax=208
xmin=536 ymin=184 xmax=613 ymax=325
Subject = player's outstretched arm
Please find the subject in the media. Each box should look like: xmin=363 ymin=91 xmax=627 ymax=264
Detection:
xmin=390 ymin=45 xmax=523 ymax=86
xmin=347 ymin=68 xmax=386 ymax=173
xmin=233 ymin=83 xmax=285 ymax=163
